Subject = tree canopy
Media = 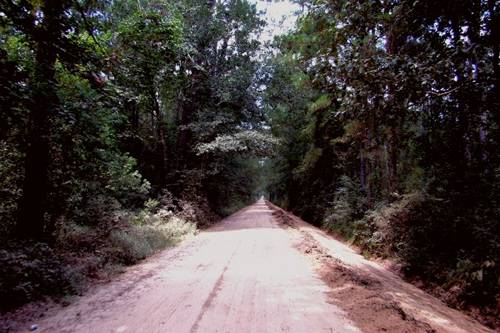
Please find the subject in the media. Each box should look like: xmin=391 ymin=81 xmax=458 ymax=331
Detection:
xmin=263 ymin=0 xmax=499 ymax=318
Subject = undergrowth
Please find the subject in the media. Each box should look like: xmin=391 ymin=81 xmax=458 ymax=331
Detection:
xmin=0 ymin=193 xmax=209 ymax=314
xmin=322 ymin=183 xmax=500 ymax=328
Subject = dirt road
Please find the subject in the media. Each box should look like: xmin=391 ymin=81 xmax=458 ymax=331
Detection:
xmin=9 ymin=200 xmax=492 ymax=333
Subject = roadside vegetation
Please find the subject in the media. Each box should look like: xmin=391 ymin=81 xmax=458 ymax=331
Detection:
xmin=0 ymin=194 xmax=200 ymax=312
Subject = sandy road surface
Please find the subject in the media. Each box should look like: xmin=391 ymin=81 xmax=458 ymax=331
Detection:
xmin=7 ymin=200 xmax=492 ymax=333
xmin=11 ymin=200 xmax=359 ymax=333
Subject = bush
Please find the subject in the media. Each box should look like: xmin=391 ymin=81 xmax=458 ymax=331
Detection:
xmin=394 ymin=194 xmax=500 ymax=307
xmin=0 ymin=243 xmax=76 ymax=312
xmin=0 ymin=140 xmax=22 ymax=236
xmin=108 ymin=216 xmax=196 ymax=264
xmin=323 ymin=176 xmax=364 ymax=239
xmin=328 ymin=190 xmax=500 ymax=310
xmin=353 ymin=192 xmax=423 ymax=258
xmin=101 ymin=201 xmax=198 ymax=263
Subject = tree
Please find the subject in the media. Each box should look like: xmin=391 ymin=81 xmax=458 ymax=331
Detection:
xmin=1 ymin=0 xmax=72 ymax=238
xmin=264 ymin=0 xmax=500 ymax=307
xmin=111 ymin=1 xmax=183 ymax=187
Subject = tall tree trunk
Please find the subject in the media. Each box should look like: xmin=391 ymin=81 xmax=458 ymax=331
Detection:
xmin=385 ymin=17 xmax=406 ymax=195
xmin=488 ymin=0 xmax=500 ymax=171
xmin=359 ymin=145 xmax=366 ymax=194
xmin=17 ymin=1 xmax=64 ymax=239
xmin=176 ymin=0 xmax=216 ymax=171
xmin=450 ymin=20 xmax=469 ymax=182
xmin=387 ymin=126 xmax=399 ymax=193
xmin=366 ymin=115 xmax=375 ymax=208
xmin=177 ymin=86 xmax=196 ymax=169
xmin=152 ymin=90 xmax=168 ymax=187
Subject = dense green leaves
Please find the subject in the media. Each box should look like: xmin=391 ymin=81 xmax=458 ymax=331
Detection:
xmin=0 ymin=0 xmax=271 ymax=312
xmin=0 ymin=0 xmax=269 ymax=236
xmin=264 ymin=0 xmax=500 ymax=316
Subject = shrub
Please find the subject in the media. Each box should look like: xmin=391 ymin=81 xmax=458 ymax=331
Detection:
xmin=323 ymin=176 xmax=364 ymax=239
xmin=0 ymin=140 xmax=22 ymax=236
xmin=108 ymin=216 xmax=196 ymax=264
xmin=353 ymin=192 xmax=423 ymax=258
xmin=103 ymin=152 xmax=151 ymax=206
xmin=332 ymin=190 xmax=500 ymax=309
xmin=0 ymin=243 xmax=76 ymax=312
xmin=144 ymin=198 xmax=160 ymax=212
xmin=394 ymin=194 xmax=500 ymax=307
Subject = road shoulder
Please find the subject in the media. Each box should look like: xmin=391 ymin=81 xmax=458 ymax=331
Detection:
xmin=266 ymin=201 xmax=493 ymax=333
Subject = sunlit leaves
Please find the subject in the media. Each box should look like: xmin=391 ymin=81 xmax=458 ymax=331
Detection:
xmin=195 ymin=130 xmax=279 ymax=157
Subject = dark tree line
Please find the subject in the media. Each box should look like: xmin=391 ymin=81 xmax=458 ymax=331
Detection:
xmin=263 ymin=0 xmax=499 ymax=319
xmin=1 ymin=0 xmax=272 ymax=240
xmin=1 ymin=0 xmax=276 ymax=312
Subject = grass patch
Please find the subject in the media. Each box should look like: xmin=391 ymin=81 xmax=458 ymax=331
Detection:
xmin=108 ymin=217 xmax=196 ymax=264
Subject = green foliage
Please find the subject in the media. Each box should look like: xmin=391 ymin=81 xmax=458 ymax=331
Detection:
xmin=0 ymin=141 xmax=22 ymax=234
xmin=3 ymin=0 xmax=497 ymax=322
xmin=308 ymin=94 xmax=332 ymax=114
xmin=144 ymin=198 xmax=160 ymax=212
xmin=323 ymin=176 xmax=364 ymax=239
xmin=264 ymin=0 xmax=500 ymax=316
xmin=296 ymin=147 xmax=322 ymax=174
xmin=196 ymin=130 xmax=279 ymax=157
xmin=109 ymin=217 xmax=196 ymax=264
xmin=104 ymin=153 xmax=151 ymax=204
xmin=0 ymin=243 xmax=75 ymax=312
xmin=0 ymin=201 xmax=198 ymax=313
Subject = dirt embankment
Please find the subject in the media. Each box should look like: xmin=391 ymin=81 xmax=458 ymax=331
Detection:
xmin=267 ymin=201 xmax=493 ymax=333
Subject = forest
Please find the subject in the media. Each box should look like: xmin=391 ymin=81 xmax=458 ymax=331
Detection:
xmin=1 ymin=0 xmax=499 ymax=329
